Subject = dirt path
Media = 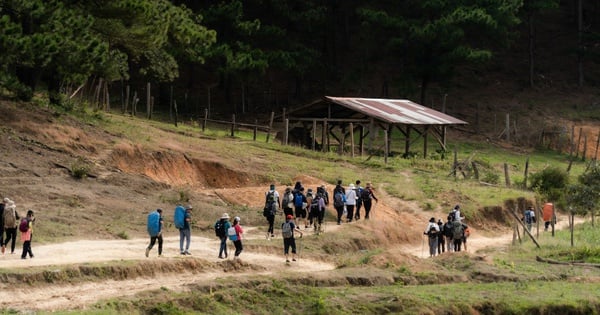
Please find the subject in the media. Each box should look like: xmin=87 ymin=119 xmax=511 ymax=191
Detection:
xmin=0 ymin=231 xmax=336 ymax=312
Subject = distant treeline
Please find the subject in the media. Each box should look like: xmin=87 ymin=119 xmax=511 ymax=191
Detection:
xmin=0 ymin=0 xmax=599 ymax=118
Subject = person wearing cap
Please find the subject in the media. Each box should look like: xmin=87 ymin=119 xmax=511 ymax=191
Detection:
xmin=180 ymin=205 xmax=193 ymax=255
xmin=21 ymin=210 xmax=35 ymax=259
xmin=2 ymin=198 xmax=19 ymax=254
xmin=345 ymin=183 xmax=357 ymax=223
xmin=231 ymin=216 xmax=244 ymax=259
xmin=215 ymin=213 xmax=231 ymax=259
xmin=424 ymin=217 xmax=440 ymax=257
xmin=282 ymin=214 xmax=303 ymax=263
xmin=145 ymin=209 xmax=164 ymax=257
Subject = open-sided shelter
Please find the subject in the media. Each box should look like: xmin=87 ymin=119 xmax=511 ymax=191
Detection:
xmin=280 ymin=96 xmax=468 ymax=158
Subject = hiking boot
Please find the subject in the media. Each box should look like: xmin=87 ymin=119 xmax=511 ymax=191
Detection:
xmin=184 ymin=251 xmax=191 ymax=255
xmin=286 ymin=259 xmax=290 ymax=263
xmin=1 ymin=245 xmax=5 ymax=254
xmin=145 ymin=248 xmax=150 ymax=257
xmin=292 ymin=258 xmax=296 ymax=261
xmin=271 ymin=234 xmax=275 ymax=238
xmin=181 ymin=251 xmax=186 ymax=255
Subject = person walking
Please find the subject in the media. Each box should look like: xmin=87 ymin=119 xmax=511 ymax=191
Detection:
xmin=281 ymin=187 xmax=295 ymax=217
xmin=361 ymin=183 xmax=378 ymax=219
xmin=230 ymin=216 xmax=244 ymax=259
xmin=264 ymin=184 xmax=280 ymax=239
xmin=2 ymin=198 xmax=19 ymax=254
xmin=345 ymin=183 xmax=357 ymax=222
xmin=179 ymin=205 xmax=193 ymax=255
xmin=20 ymin=210 xmax=35 ymax=259
xmin=523 ymin=206 xmax=536 ymax=232
xmin=443 ymin=216 xmax=454 ymax=253
xmin=332 ymin=185 xmax=346 ymax=225
xmin=451 ymin=219 xmax=467 ymax=252
xmin=354 ymin=180 xmax=363 ymax=220
xmin=308 ymin=190 xmax=325 ymax=232
xmin=214 ymin=213 xmax=231 ymax=259
xmin=145 ymin=208 xmax=164 ymax=257
xmin=293 ymin=187 xmax=308 ymax=228
xmin=424 ymin=217 xmax=440 ymax=257
xmin=437 ymin=219 xmax=445 ymax=254
xmin=282 ymin=214 xmax=303 ymax=262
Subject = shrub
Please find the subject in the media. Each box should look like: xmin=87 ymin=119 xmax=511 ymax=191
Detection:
xmin=530 ymin=167 xmax=569 ymax=196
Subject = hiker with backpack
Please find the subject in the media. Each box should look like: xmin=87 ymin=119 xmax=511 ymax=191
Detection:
xmin=175 ymin=204 xmax=193 ymax=255
xmin=2 ymin=198 xmax=19 ymax=254
xmin=345 ymin=183 xmax=357 ymax=223
xmin=228 ymin=216 xmax=244 ymax=259
xmin=282 ymin=214 xmax=303 ymax=262
xmin=523 ymin=206 xmax=536 ymax=232
xmin=293 ymin=187 xmax=308 ymax=228
xmin=361 ymin=183 xmax=378 ymax=220
xmin=308 ymin=189 xmax=326 ymax=232
xmin=443 ymin=216 xmax=454 ymax=253
xmin=145 ymin=209 xmax=164 ymax=258
xmin=20 ymin=209 xmax=35 ymax=259
xmin=264 ymin=184 xmax=281 ymax=239
xmin=450 ymin=205 xmax=464 ymax=222
xmin=214 ymin=213 xmax=231 ymax=259
xmin=451 ymin=219 xmax=468 ymax=252
xmin=333 ymin=185 xmax=346 ymax=225
xmin=424 ymin=217 xmax=440 ymax=257
xmin=282 ymin=187 xmax=295 ymax=217
xmin=437 ymin=219 xmax=445 ymax=254
xmin=354 ymin=180 xmax=363 ymax=220
xmin=317 ymin=184 xmax=329 ymax=206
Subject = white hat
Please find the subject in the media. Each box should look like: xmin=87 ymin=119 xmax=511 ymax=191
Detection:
xmin=234 ymin=216 xmax=241 ymax=222
xmin=349 ymin=183 xmax=355 ymax=188
xmin=221 ymin=213 xmax=230 ymax=219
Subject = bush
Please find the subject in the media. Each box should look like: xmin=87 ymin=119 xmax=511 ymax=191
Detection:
xmin=529 ymin=167 xmax=569 ymax=195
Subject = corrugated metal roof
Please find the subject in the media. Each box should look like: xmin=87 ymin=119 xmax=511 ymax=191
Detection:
xmin=325 ymin=96 xmax=468 ymax=125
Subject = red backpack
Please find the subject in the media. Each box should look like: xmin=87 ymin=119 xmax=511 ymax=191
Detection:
xmin=19 ymin=218 xmax=29 ymax=233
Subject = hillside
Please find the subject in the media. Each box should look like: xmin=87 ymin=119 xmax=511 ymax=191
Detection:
xmin=2 ymin=100 xmax=600 ymax=314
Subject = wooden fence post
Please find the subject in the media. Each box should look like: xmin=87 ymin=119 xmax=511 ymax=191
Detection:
xmin=202 ymin=109 xmax=208 ymax=132
xmin=231 ymin=114 xmax=235 ymax=137
xmin=146 ymin=82 xmax=151 ymax=119
xmin=504 ymin=163 xmax=510 ymax=187
xmin=284 ymin=119 xmax=289 ymax=145
xmin=253 ymin=119 xmax=258 ymax=141
xmin=523 ymin=157 xmax=529 ymax=189
xmin=312 ymin=120 xmax=317 ymax=151
xmin=384 ymin=129 xmax=388 ymax=164
xmin=350 ymin=123 xmax=355 ymax=158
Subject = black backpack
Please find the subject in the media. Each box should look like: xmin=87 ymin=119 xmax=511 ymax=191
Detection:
xmin=310 ymin=196 xmax=321 ymax=211
xmin=360 ymin=188 xmax=371 ymax=200
xmin=214 ymin=220 xmax=226 ymax=237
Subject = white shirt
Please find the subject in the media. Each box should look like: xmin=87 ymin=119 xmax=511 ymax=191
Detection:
xmin=345 ymin=189 xmax=356 ymax=205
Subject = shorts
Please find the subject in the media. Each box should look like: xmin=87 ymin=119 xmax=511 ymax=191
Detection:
xmin=295 ymin=206 xmax=307 ymax=218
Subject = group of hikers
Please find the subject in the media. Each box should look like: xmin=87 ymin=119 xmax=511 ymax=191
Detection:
xmin=0 ymin=197 xmax=36 ymax=259
xmin=262 ymin=180 xmax=378 ymax=236
xmin=424 ymin=205 xmax=470 ymax=257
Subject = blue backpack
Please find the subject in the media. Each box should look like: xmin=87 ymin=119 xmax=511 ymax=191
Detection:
xmin=294 ymin=194 xmax=303 ymax=208
xmin=174 ymin=205 xmax=186 ymax=229
xmin=147 ymin=211 xmax=161 ymax=237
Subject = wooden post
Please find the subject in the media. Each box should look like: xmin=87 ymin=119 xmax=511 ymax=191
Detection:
xmin=523 ymin=157 xmax=529 ymax=189
xmin=551 ymin=203 xmax=556 ymax=237
xmin=148 ymin=96 xmax=154 ymax=119
xmin=266 ymin=112 xmax=274 ymax=143
xmin=146 ymin=82 xmax=151 ymax=119
xmin=173 ymin=100 xmax=178 ymax=127
xmin=124 ymin=85 xmax=130 ymax=115
xmin=282 ymin=108 xmax=287 ymax=123
xmin=575 ymin=127 xmax=583 ymax=158
xmin=582 ymin=134 xmax=587 ymax=161
xmin=169 ymin=85 xmax=173 ymax=122
xmin=202 ymin=108 xmax=208 ymax=132
xmin=506 ymin=113 xmax=510 ymax=141
xmin=253 ymin=119 xmax=258 ymax=141
xmin=284 ymin=119 xmax=289 ymax=145
xmin=504 ymin=163 xmax=510 ymax=187
xmin=423 ymin=126 xmax=428 ymax=158
xmin=231 ymin=114 xmax=236 ymax=137
xmin=132 ymin=91 xmax=138 ymax=117
xmin=471 ymin=161 xmax=479 ymax=180
xmin=349 ymin=123 xmax=355 ymax=158
xmin=594 ymin=130 xmax=600 ymax=161
xmin=384 ymin=129 xmax=389 ymax=164
xmin=453 ymin=149 xmax=458 ymax=178
xmin=312 ymin=120 xmax=317 ymax=151
xmin=322 ymin=119 xmax=328 ymax=152
xmin=570 ymin=125 xmax=575 ymax=158
xmin=359 ymin=125 xmax=364 ymax=156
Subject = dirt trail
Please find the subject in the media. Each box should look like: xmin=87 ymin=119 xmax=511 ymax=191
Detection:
xmin=0 ymin=232 xmax=336 ymax=312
